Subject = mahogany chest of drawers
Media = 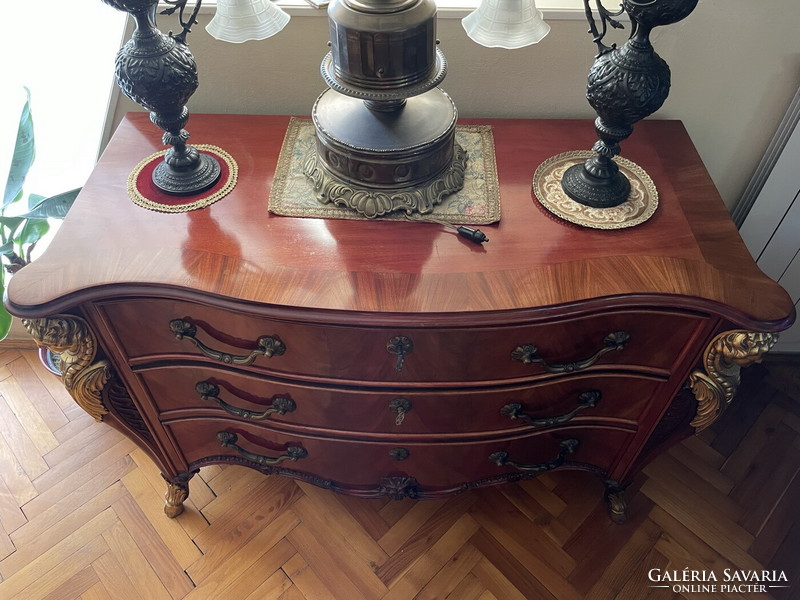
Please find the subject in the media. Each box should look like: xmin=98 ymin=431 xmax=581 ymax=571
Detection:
xmin=7 ymin=114 xmax=794 ymax=522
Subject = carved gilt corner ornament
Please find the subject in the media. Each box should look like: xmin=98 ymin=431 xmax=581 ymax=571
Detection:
xmin=688 ymin=330 xmax=777 ymax=431
xmin=23 ymin=315 xmax=110 ymax=422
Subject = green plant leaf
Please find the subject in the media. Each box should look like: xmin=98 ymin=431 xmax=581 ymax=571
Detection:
xmin=0 ymin=240 xmax=13 ymax=255
xmin=5 ymin=189 xmax=24 ymax=212
xmin=17 ymin=219 xmax=50 ymax=245
xmin=0 ymin=216 xmax=25 ymax=238
xmin=27 ymin=193 xmax=46 ymax=210
xmin=0 ymin=279 xmax=12 ymax=342
xmin=22 ymin=188 xmax=81 ymax=219
xmin=3 ymin=88 xmax=35 ymax=209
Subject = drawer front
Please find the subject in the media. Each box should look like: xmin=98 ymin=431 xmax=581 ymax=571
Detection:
xmin=165 ymin=417 xmax=634 ymax=492
xmin=142 ymin=365 xmax=659 ymax=434
xmin=100 ymin=298 xmax=706 ymax=383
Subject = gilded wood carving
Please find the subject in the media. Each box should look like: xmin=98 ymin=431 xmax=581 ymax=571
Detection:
xmin=164 ymin=483 xmax=189 ymax=518
xmin=688 ymin=330 xmax=777 ymax=431
xmin=24 ymin=315 xmax=110 ymax=422
xmin=163 ymin=472 xmax=196 ymax=518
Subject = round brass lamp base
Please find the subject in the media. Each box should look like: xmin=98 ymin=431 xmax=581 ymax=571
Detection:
xmin=303 ymin=88 xmax=467 ymax=218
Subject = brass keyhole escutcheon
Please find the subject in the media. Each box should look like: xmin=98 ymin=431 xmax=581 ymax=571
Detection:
xmin=389 ymin=397 xmax=412 ymax=425
xmin=387 ymin=336 xmax=414 ymax=372
xmin=390 ymin=448 xmax=410 ymax=461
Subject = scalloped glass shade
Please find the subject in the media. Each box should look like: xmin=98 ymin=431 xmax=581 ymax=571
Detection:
xmin=461 ymin=0 xmax=550 ymax=49
xmin=206 ymin=0 xmax=290 ymax=43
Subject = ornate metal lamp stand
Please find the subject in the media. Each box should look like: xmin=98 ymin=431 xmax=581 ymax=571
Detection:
xmin=303 ymin=0 xmax=467 ymax=219
xmin=560 ymin=0 xmax=698 ymax=208
xmin=101 ymin=0 xmax=221 ymax=195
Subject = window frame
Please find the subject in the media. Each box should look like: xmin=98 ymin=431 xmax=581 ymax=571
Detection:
xmin=194 ymin=0 xmax=588 ymax=20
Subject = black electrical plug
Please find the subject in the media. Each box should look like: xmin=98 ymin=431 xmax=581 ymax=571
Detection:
xmin=456 ymin=226 xmax=489 ymax=244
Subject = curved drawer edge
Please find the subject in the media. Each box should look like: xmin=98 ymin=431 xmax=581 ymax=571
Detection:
xmin=186 ymin=453 xmax=613 ymax=500
xmin=5 ymin=283 xmax=794 ymax=334
xmin=160 ymin=409 xmax=639 ymax=441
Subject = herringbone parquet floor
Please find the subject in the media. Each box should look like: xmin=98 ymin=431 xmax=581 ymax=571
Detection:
xmin=0 ymin=346 xmax=797 ymax=600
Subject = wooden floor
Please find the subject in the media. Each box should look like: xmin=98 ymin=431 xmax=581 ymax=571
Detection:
xmin=0 ymin=347 xmax=797 ymax=600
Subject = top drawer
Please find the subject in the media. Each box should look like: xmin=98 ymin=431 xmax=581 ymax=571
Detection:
xmin=97 ymin=298 xmax=707 ymax=383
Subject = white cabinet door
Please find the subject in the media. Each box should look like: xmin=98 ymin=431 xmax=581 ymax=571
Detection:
xmin=774 ymin=251 xmax=800 ymax=352
xmin=740 ymin=120 xmax=800 ymax=353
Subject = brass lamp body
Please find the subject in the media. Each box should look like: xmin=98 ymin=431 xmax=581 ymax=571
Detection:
xmin=303 ymin=0 xmax=467 ymax=219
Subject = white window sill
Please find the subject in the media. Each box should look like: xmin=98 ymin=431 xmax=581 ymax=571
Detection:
xmin=191 ymin=0 xmax=587 ymax=20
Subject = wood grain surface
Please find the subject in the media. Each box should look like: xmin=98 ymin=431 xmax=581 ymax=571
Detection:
xmin=6 ymin=115 xmax=794 ymax=330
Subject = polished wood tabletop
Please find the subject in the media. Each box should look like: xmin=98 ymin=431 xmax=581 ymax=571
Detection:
xmin=6 ymin=113 xmax=794 ymax=329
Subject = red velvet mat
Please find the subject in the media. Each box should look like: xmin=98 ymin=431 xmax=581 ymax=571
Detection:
xmin=127 ymin=145 xmax=238 ymax=213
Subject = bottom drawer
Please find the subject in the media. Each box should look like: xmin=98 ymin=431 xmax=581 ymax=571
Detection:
xmin=165 ymin=417 xmax=635 ymax=497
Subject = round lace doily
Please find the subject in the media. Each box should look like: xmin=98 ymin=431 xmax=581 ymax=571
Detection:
xmin=128 ymin=145 xmax=238 ymax=213
xmin=533 ymin=151 xmax=658 ymax=229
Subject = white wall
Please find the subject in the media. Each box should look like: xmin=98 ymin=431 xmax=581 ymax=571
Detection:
xmin=107 ymin=0 xmax=800 ymax=211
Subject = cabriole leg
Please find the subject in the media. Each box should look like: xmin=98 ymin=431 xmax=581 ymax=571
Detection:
xmin=605 ymin=482 xmax=628 ymax=524
xmin=163 ymin=472 xmax=196 ymax=518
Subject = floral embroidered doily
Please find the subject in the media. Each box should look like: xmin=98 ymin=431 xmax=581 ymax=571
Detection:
xmin=533 ymin=151 xmax=658 ymax=229
xmin=269 ymin=118 xmax=500 ymax=225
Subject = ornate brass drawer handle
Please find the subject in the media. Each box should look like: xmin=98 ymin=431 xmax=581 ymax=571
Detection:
xmin=217 ymin=432 xmax=308 ymax=466
xmin=511 ymin=331 xmax=630 ymax=373
xmin=195 ymin=381 xmax=296 ymax=421
xmin=489 ymin=438 xmax=579 ymax=473
xmin=169 ymin=319 xmax=286 ymax=365
xmin=500 ymin=390 xmax=601 ymax=427
xmin=387 ymin=336 xmax=414 ymax=372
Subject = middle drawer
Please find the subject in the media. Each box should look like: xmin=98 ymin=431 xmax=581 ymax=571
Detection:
xmin=138 ymin=365 xmax=661 ymax=435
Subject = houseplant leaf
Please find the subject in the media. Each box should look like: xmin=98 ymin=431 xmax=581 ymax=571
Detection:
xmin=22 ymin=188 xmax=80 ymax=219
xmin=3 ymin=89 xmax=35 ymax=209
xmin=27 ymin=193 xmax=45 ymax=210
xmin=0 ymin=278 xmax=11 ymax=341
xmin=17 ymin=218 xmax=50 ymax=246
xmin=0 ymin=216 xmax=25 ymax=239
xmin=0 ymin=90 xmax=76 ymax=342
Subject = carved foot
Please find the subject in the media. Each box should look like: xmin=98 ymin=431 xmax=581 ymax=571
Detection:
xmin=605 ymin=483 xmax=628 ymax=524
xmin=163 ymin=472 xmax=196 ymax=518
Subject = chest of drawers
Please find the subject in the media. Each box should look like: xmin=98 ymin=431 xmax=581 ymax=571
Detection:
xmin=7 ymin=114 xmax=794 ymax=522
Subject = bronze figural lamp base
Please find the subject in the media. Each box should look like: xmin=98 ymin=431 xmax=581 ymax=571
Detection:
xmin=560 ymin=0 xmax=698 ymax=209
xmin=101 ymin=0 xmax=222 ymax=196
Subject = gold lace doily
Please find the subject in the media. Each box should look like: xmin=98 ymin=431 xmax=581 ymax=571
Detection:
xmin=269 ymin=118 xmax=500 ymax=224
xmin=533 ymin=151 xmax=658 ymax=229
xmin=128 ymin=145 xmax=238 ymax=213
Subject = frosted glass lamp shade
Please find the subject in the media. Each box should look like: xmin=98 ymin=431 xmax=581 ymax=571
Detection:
xmin=206 ymin=0 xmax=290 ymax=43
xmin=462 ymin=0 xmax=550 ymax=49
